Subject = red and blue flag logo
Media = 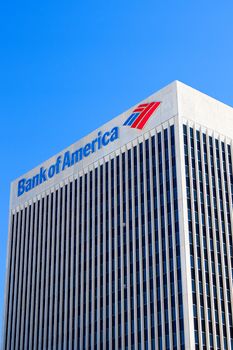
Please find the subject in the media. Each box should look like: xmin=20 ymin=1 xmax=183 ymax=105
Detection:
xmin=123 ymin=102 xmax=161 ymax=130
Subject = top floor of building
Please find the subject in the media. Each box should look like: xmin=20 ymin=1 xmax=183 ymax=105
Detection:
xmin=10 ymin=81 xmax=233 ymax=210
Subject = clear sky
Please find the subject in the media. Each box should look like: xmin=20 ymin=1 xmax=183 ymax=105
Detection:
xmin=0 ymin=0 xmax=233 ymax=342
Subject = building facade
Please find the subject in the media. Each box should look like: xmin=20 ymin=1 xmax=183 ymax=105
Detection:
xmin=3 ymin=81 xmax=233 ymax=349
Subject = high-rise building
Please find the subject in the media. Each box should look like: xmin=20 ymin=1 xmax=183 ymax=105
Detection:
xmin=3 ymin=81 xmax=233 ymax=350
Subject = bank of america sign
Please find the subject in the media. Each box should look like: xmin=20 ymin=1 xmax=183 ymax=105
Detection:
xmin=17 ymin=102 xmax=161 ymax=197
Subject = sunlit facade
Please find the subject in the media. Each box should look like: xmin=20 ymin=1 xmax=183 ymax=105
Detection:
xmin=3 ymin=81 xmax=233 ymax=349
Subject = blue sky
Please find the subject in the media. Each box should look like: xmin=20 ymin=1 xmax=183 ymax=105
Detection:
xmin=0 ymin=0 xmax=233 ymax=341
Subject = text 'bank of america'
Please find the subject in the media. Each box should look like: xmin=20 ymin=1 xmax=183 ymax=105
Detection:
xmin=3 ymin=81 xmax=233 ymax=350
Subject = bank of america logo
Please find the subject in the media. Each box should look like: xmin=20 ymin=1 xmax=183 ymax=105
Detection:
xmin=123 ymin=102 xmax=161 ymax=130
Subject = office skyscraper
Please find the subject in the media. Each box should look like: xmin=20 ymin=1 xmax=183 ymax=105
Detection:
xmin=3 ymin=81 xmax=233 ymax=349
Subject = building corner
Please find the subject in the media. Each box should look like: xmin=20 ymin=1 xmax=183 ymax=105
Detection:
xmin=175 ymin=82 xmax=195 ymax=350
